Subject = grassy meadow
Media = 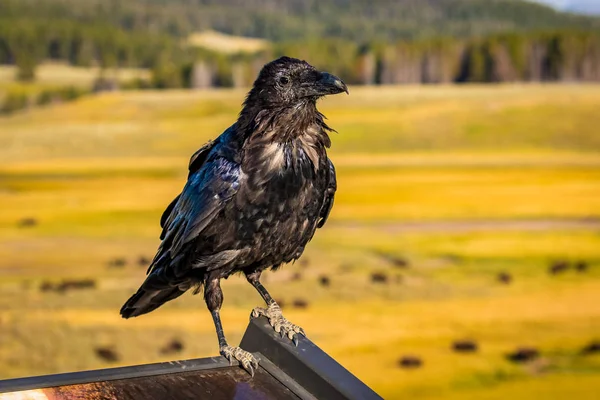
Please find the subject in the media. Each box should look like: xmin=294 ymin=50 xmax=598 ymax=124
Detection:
xmin=0 ymin=63 xmax=150 ymax=102
xmin=0 ymin=85 xmax=599 ymax=399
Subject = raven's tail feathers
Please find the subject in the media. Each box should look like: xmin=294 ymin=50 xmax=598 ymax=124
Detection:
xmin=120 ymin=285 xmax=187 ymax=319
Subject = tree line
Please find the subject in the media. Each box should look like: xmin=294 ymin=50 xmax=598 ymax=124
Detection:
xmin=0 ymin=19 xmax=173 ymax=81
xmin=2 ymin=0 xmax=600 ymax=87
xmin=164 ymin=32 xmax=600 ymax=88
xmin=1 ymin=17 xmax=599 ymax=87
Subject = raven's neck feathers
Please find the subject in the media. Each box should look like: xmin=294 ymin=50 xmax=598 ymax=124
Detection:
xmin=236 ymin=98 xmax=333 ymax=148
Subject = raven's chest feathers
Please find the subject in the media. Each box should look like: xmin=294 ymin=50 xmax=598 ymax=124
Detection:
xmin=250 ymin=129 xmax=324 ymax=187
xmin=231 ymin=121 xmax=330 ymax=265
xmin=240 ymin=114 xmax=330 ymax=198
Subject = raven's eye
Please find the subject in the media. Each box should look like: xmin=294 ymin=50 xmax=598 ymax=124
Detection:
xmin=278 ymin=76 xmax=289 ymax=85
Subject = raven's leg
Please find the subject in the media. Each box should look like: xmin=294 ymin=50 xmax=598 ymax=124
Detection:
xmin=246 ymin=271 xmax=306 ymax=346
xmin=205 ymin=278 xmax=258 ymax=375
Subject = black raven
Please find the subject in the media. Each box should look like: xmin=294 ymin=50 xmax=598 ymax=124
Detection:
xmin=121 ymin=57 xmax=348 ymax=374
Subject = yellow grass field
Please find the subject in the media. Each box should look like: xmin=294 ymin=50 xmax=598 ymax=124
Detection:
xmin=0 ymin=63 xmax=150 ymax=101
xmin=0 ymin=63 xmax=150 ymax=87
xmin=1 ymin=85 xmax=599 ymax=399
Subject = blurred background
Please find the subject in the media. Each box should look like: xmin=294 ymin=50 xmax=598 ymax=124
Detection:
xmin=1 ymin=1 xmax=599 ymax=399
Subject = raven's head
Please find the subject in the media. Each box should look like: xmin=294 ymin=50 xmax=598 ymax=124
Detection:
xmin=246 ymin=57 xmax=348 ymax=107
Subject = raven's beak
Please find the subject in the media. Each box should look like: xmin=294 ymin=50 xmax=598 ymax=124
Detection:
xmin=316 ymin=72 xmax=349 ymax=95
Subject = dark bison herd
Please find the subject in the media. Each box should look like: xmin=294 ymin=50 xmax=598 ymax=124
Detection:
xmin=397 ymin=340 xmax=600 ymax=370
xmin=29 ymin=247 xmax=597 ymax=370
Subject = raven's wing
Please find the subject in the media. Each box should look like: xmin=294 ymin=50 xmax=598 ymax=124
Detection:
xmin=159 ymin=139 xmax=217 ymax=234
xmin=156 ymin=155 xmax=241 ymax=265
xmin=317 ymin=158 xmax=336 ymax=228
xmin=122 ymin=144 xmax=240 ymax=318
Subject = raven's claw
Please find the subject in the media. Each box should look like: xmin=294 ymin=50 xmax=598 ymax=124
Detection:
xmin=251 ymin=302 xmax=306 ymax=346
xmin=220 ymin=345 xmax=259 ymax=376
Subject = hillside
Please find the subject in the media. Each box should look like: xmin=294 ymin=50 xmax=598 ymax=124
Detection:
xmin=3 ymin=0 xmax=600 ymax=41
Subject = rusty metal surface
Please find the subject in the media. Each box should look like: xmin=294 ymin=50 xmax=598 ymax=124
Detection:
xmin=1 ymin=367 xmax=300 ymax=400
xmin=0 ymin=356 xmax=231 ymax=394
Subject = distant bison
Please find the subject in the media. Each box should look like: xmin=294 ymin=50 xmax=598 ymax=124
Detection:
xmin=61 ymin=279 xmax=96 ymax=291
xmin=506 ymin=347 xmax=539 ymax=363
xmin=95 ymin=347 xmax=119 ymax=362
xmin=375 ymin=252 xmax=409 ymax=268
xmin=549 ymin=260 xmax=569 ymax=275
xmin=107 ymin=258 xmax=127 ymax=268
xmin=318 ymin=275 xmax=331 ymax=287
xmin=371 ymin=272 xmax=388 ymax=284
xmin=39 ymin=281 xmax=54 ymax=292
xmin=575 ymin=261 xmax=589 ymax=273
xmin=398 ymin=355 xmax=423 ymax=369
xmin=138 ymin=256 xmax=151 ymax=267
xmin=497 ymin=272 xmax=512 ymax=285
xmin=581 ymin=341 xmax=600 ymax=355
xmin=40 ymin=279 xmax=96 ymax=293
xmin=18 ymin=218 xmax=38 ymax=228
xmin=292 ymin=298 xmax=309 ymax=309
xmin=160 ymin=339 xmax=184 ymax=355
xmin=452 ymin=340 xmax=478 ymax=353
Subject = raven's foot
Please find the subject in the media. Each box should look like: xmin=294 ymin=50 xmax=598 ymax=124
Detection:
xmin=251 ymin=303 xmax=306 ymax=346
xmin=220 ymin=345 xmax=259 ymax=377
